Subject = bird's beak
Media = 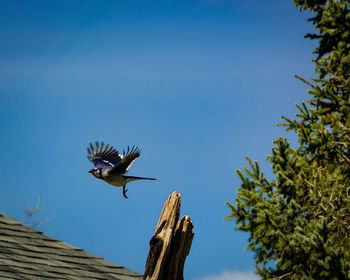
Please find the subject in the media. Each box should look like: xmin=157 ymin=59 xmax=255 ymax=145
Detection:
xmin=88 ymin=170 xmax=92 ymax=173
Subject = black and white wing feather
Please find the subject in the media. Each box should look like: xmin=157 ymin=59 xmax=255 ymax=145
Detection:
xmin=87 ymin=141 xmax=122 ymax=169
xmin=110 ymin=146 xmax=140 ymax=174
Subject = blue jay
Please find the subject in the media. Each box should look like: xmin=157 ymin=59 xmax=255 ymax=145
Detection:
xmin=87 ymin=142 xmax=156 ymax=198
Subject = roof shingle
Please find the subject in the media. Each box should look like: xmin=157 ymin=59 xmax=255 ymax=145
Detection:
xmin=0 ymin=216 xmax=143 ymax=280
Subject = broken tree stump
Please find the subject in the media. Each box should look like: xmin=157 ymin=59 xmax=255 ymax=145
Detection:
xmin=144 ymin=191 xmax=194 ymax=280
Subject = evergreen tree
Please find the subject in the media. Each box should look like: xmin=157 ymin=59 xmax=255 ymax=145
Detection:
xmin=225 ymin=1 xmax=350 ymax=279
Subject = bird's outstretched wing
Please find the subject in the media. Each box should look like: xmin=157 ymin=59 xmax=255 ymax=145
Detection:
xmin=87 ymin=142 xmax=122 ymax=169
xmin=110 ymin=145 xmax=140 ymax=174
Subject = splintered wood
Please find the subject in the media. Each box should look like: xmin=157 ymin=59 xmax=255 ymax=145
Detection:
xmin=144 ymin=191 xmax=194 ymax=280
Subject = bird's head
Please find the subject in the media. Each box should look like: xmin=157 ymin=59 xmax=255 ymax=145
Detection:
xmin=88 ymin=168 xmax=103 ymax=180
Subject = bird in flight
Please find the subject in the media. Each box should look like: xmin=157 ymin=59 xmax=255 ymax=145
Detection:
xmin=87 ymin=142 xmax=156 ymax=198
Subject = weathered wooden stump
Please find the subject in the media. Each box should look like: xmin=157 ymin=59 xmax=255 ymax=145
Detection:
xmin=144 ymin=191 xmax=194 ymax=280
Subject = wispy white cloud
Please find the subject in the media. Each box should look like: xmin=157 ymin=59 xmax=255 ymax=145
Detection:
xmin=192 ymin=270 xmax=259 ymax=280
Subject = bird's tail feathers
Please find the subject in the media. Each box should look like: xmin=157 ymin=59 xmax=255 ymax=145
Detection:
xmin=124 ymin=176 xmax=156 ymax=183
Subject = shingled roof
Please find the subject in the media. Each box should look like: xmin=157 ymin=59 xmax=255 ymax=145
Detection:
xmin=0 ymin=215 xmax=143 ymax=279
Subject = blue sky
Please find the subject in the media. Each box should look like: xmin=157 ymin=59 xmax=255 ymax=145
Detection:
xmin=0 ymin=1 xmax=316 ymax=279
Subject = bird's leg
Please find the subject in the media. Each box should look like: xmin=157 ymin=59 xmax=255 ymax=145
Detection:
xmin=122 ymin=186 xmax=128 ymax=199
